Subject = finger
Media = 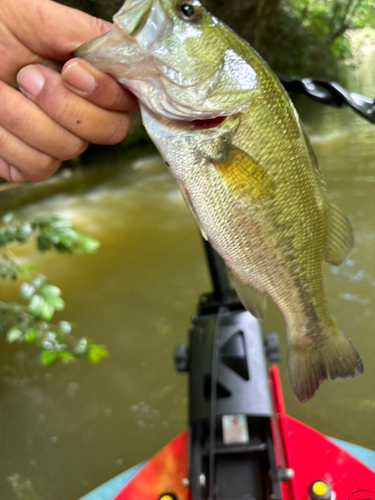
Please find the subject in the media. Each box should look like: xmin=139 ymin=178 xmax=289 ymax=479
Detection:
xmin=62 ymin=59 xmax=139 ymax=112
xmin=9 ymin=166 xmax=28 ymax=183
xmin=0 ymin=158 xmax=25 ymax=183
xmin=17 ymin=65 xmax=131 ymax=145
xmin=0 ymin=126 xmax=61 ymax=182
xmin=3 ymin=0 xmax=112 ymax=61
xmin=0 ymin=79 xmax=88 ymax=161
xmin=0 ymin=19 xmax=49 ymax=85
xmin=0 ymin=157 xmax=12 ymax=182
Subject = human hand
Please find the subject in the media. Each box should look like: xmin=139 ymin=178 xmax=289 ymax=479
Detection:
xmin=0 ymin=0 xmax=138 ymax=183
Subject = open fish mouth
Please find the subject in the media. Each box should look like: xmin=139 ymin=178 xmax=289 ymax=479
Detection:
xmin=168 ymin=115 xmax=229 ymax=130
xmin=188 ymin=116 xmax=228 ymax=128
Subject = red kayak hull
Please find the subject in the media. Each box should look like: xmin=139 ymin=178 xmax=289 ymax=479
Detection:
xmin=114 ymin=366 xmax=375 ymax=500
xmin=269 ymin=365 xmax=375 ymax=500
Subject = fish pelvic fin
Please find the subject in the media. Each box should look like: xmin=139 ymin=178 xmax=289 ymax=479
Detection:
xmin=324 ymin=200 xmax=354 ymax=266
xmin=231 ymin=271 xmax=267 ymax=320
xmin=288 ymin=318 xmax=363 ymax=403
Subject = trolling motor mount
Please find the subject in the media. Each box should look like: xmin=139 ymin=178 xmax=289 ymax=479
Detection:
xmin=174 ymin=241 xmax=282 ymax=500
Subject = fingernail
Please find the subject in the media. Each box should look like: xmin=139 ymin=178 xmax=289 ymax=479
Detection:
xmin=17 ymin=65 xmax=45 ymax=97
xmin=62 ymin=62 xmax=96 ymax=94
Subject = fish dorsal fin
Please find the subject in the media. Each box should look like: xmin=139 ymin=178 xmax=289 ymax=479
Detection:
xmin=179 ymin=183 xmax=208 ymax=240
xmin=213 ymin=145 xmax=275 ymax=201
xmin=231 ymin=271 xmax=267 ymax=320
xmin=300 ymin=123 xmax=353 ymax=266
xmin=324 ymin=200 xmax=354 ymax=266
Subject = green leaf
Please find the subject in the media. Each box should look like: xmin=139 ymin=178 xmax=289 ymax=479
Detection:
xmin=28 ymin=294 xmax=45 ymax=316
xmin=88 ymin=344 xmax=109 ymax=364
xmin=0 ymin=255 xmax=19 ymax=280
xmin=31 ymin=275 xmax=48 ymax=289
xmin=28 ymin=294 xmax=55 ymax=320
xmin=40 ymin=350 xmax=58 ymax=365
xmin=6 ymin=328 xmax=23 ymax=343
xmin=73 ymin=338 xmax=88 ymax=355
xmin=37 ymin=235 xmax=51 ymax=252
xmin=46 ymin=331 xmax=57 ymax=342
xmin=50 ymin=219 xmax=73 ymax=230
xmin=16 ymin=264 xmax=37 ymax=277
xmin=5 ymin=226 xmax=17 ymax=239
xmin=22 ymin=264 xmax=38 ymax=272
xmin=40 ymin=284 xmax=61 ymax=297
xmin=77 ymin=235 xmax=100 ymax=254
xmin=0 ymin=213 xmax=104 ymax=366
xmin=45 ymin=295 xmax=65 ymax=311
xmin=58 ymin=321 xmax=74 ymax=334
xmin=15 ymin=221 xmax=33 ymax=243
xmin=59 ymin=351 xmax=75 ymax=363
xmin=19 ymin=221 xmax=33 ymax=235
xmin=24 ymin=329 xmax=37 ymax=343
xmin=33 ymin=215 xmax=60 ymax=225
xmin=40 ymin=301 xmax=55 ymax=321
xmin=3 ymin=212 xmax=16 ymax=224
xmin=20 ymin=282 xmax=36 ymax=300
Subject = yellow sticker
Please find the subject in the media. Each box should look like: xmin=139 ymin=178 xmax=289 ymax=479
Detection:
xmin=312 ymin=481 xmax=328 ymax=496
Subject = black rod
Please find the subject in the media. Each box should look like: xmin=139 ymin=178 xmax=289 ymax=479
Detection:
xmin=202 ymin=239 xmax=232 ymax=302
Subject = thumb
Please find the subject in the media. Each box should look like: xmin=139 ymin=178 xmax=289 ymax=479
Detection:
xmin=3 ymin=0 xmax=112 ymax=61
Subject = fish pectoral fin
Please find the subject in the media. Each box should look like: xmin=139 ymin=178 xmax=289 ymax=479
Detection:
xmin=324 ymin=200 xmax=354 ymax=266
xmin=231 ymin=271 xmax=267 ymax=320
xmin=179 ymin=184 xmax=208 ymax=240
xmin=213 ymin=146 xmax=275 ymax=201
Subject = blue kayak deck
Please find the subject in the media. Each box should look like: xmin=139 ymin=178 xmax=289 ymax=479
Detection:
xmin=78 ymin=438 xmax=375 ymax=500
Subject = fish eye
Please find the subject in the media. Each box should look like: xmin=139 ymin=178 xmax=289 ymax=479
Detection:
xmin=177 ymin=2 xmax=202 ymax=21
xmin=181 ymin=3 xmax=195 ymax=17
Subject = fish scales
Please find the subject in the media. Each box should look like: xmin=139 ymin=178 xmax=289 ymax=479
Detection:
xmin=75 ymin=0 xmax=363 ymax=402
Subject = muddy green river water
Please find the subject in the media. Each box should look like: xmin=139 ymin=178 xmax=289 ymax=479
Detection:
xmin=1 ymin=52 xmax=375 ymax=499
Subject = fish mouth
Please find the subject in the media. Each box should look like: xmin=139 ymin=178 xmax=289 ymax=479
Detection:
xmin=160 ymin=115 xmax=229 ymax=131
xmin=75 ymin=0 xmax=256 ymax=122
xmin=187 ymin=116 xmax=228 ymax=129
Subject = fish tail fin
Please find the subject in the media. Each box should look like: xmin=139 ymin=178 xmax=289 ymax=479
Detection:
xmin=288 ymin=319 xmax=363 ymax=403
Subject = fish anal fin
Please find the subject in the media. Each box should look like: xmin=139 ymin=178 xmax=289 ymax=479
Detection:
xmin=231 ymin=271 xmax=267 ymax=320
xmin=324 ymin=200 xmax=354 ymax=266
xmin=213 ymin=145 xmax=275 ymax=200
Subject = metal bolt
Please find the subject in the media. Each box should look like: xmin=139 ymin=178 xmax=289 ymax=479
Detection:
xmin=284 ymin=468 xmax=294 ymax=479
xmin=181 ymin=477 xmax=189 ymax=486
xmin=174 ymin=343 xmax=189 ymax=372
xmin=277 ymin=466 xmax=295 ymax=481
xmin=199 ymin=474 xmax=206 ymax=487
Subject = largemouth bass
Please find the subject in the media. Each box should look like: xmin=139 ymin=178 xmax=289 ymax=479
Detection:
xmin=75 ymin=0 xmax=363 ymax=402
